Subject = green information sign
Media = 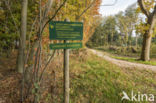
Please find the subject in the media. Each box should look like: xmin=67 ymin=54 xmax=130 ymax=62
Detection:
xmin=50 ymin=42 xmax=82 ymax=49
xmin=49 ymin=21 xmax=83 ymax=40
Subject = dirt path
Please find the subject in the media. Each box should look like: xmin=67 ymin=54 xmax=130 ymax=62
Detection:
xmin=90 ymin=49 xmax=156 ymax=72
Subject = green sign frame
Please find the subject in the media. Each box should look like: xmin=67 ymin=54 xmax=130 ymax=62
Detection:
xmin=50 ymin=42 xmax=82 ymax=49
xmin=49 ymin=21 xmax=83 ymax=40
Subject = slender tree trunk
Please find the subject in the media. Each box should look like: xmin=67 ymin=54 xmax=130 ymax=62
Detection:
xmin=111 ymin=32 xmax=114 ymax=45
xmin=135 ymin=34 xmax=138 ymax=48
xmin=17 ymin=0 xmax=28 ymax=73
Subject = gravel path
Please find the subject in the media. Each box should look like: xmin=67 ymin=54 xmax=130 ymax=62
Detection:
xmin=90 ymin=49 xmax=156 ymax=72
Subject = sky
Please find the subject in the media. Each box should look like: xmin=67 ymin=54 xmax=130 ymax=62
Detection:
xmin=99 ymin=0 xmax=137 ymax=16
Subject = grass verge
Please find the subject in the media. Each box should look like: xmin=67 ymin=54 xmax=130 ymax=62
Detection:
xmin=63 ymin=51 xmax=156 ymax=103
xmin=111 ymin=56 xmax=156 ymax=66
xmin=95 ymin=47 xmax=156 ymax=66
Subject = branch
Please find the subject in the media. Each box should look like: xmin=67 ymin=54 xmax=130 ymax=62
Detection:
xmin=151 ymin=4 xmax=156 ymax=18
xmin=26 ymin=0 xmax=67 ymax=74
xmin=149 ymin=5 xmax=156 ymax=34
xmin=39 ymin=50 xmax=56 ymax=81
xmin=41 ymin=0 xmax=67 ymax=35
xmin=77 ymin=0 xmax=96 ymax=20
xmin=29 ymin=16 xmax=38 ymax=36
xmin=43 ymin=0 xmax=53 ymax=21
xmin=77 ymin=0 xmax=118 ymax=20
xmin=138 ymin=0 xmax=150 ymax=18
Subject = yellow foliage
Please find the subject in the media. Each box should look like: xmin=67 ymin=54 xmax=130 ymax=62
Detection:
xmin=50 ymin=0 xmax=102 ymax=44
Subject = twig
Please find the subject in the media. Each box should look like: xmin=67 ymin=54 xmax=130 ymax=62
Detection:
xmin=41 ymin=0 xmax=67 ymax=35
xmin=39 ymin=50 xmax=56 ymax=81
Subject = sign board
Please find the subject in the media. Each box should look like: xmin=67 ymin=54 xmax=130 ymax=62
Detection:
xmin=49 ymin=21 xmax=83 ymax=40
xmin=50 ymin=42 xmax=82 ymax=49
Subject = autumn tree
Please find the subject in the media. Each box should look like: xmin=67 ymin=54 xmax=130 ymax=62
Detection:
xmin=137 ymin=0 xmax=156 ymax=61
xmin=52 ymin=0 xmax=102 ymax=43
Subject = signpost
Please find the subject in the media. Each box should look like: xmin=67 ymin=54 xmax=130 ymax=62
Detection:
xmin=63 ymin=40 xmax=69 ymax=103
xmin=49 ymin=19 xmax=83 ymax=103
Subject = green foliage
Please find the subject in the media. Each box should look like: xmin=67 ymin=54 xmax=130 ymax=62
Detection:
xmin=87 ymin=16 xmax=119 ymax=47
xmin=151 ymin=44 xmax=156 ymax=58
xmin=0 ymin=0 xmax=20 ymax=51
xmin=0 ymin=0 xmax=38 ymax=53
xmin=87 ymin=3 xmax=141 ymax=48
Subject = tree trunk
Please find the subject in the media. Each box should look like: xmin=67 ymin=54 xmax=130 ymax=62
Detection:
xmin=135 ymin=34 xmax=138 ymax=48
xmin=140 ymin=31 xmax=152 ymax=61
xmin=111 ymin=32 xmax=114 ymax=45
xmin=17 ymin=0 xmax=28 ymax=73
xmin=140 ymin=14 xmax=155 ymax=61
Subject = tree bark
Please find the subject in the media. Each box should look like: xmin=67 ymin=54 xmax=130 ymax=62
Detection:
xmin=17 ymin=0 xmax=28 ymax=73
xmin=140 ymin=16 xmax=156 ymax=61
xmin=140 ymin=32 xmax=152 ymax=61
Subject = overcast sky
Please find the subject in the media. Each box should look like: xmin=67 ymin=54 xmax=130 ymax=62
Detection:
xmin=99 ymin=0 xmax=137 ymax=16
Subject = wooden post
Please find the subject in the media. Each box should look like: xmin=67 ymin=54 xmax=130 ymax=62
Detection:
xmin=64 ymin=18 xmax=70 ymax=103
